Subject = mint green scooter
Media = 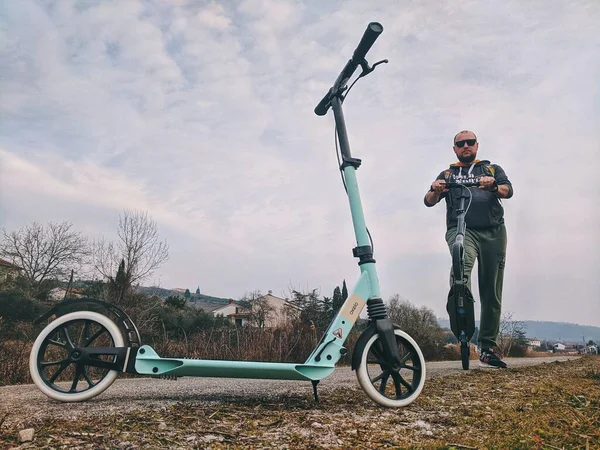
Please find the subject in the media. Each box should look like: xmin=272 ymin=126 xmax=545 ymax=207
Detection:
xmin=29 ymin=22 xmax=426 ymax=408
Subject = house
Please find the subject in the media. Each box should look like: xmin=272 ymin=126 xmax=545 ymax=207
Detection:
xmin=0 ymin=258 xmax=22 ymax=283
xmin=212 ymin=299 xmax=252 ymax=327
xmin=525 ymin=338 xmax=541 ymax=349
xmin=580 ymin=345 xmax=598 ymax=355
xmin=48 ymin=287 xmax=84 ymax=301
xmin=553 ymin=343 xmax=566 ymax=351
xmin=213 ymin=290 xmax=302 ymax=328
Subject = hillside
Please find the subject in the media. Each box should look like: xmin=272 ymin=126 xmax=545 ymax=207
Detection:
xmin=437 ymin=318 xmax=600 ymax=343
xmin=135 ymin=286 xmax=231 ymax=304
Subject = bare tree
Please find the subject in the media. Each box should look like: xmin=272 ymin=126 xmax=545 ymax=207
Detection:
xmin=238 ymin=290 xmax=276 ymax=328
xmin=498 ymin=311 xmax=527 ymax=356
xmin=93 ymin=209 xmax=169 ymax=299
xmin=386 ymin=294 xmax=446 ymax=360
xmin=0 ymin=221 xmax=89 ymax=292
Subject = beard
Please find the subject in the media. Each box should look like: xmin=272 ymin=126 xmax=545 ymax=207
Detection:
xmin=457 ymin=152 xmax=476 ymax=163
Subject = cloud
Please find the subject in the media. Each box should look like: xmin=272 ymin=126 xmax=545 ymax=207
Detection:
xmin=1 ymin=0 xmax=599 ymax=326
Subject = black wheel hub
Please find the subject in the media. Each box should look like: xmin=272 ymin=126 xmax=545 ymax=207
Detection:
xmin=70 ymin=348 xmax=83 ymax=361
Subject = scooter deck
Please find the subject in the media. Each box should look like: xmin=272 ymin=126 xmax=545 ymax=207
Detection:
xmin=134 ymin=345 xmax=336 ymax=381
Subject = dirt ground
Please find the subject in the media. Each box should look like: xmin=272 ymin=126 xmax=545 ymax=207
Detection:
xmin=1 ymin=356 xmax=599 ymax=449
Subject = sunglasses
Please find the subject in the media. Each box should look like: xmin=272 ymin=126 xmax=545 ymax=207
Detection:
xmin=454 ymin=139 xmax=477 ymax=148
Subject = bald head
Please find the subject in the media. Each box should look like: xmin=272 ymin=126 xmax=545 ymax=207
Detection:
xmin=453 ymin=130 xmax=477 ymax=143
xmin=453 ymin=130 xmax=479 ymax=163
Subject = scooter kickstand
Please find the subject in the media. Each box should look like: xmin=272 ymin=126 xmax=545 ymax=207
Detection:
xmin=311 ymin=380 xmax=320 ymax=404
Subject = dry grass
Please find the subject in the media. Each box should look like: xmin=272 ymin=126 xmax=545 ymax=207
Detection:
xmin=1 ymin=356 xmax=598 ymax=449
xmin=0 ymin=341 xmax=33 ymax=386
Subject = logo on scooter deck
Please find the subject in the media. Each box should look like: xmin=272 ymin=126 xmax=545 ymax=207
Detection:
xmin=333 ymin=328 xmax=343 ymax=339
xmin=340 ymin=294 xmax=366 ymax=323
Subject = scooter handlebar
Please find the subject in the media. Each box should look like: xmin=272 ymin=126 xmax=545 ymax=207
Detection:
xmin=315 ymin=88 xmax=333 ymax=116
xmin=445 ymin=181 xmax=481 ymax=188
xmin=352 ymin=22 xmax=384 ymax=64
xmin=314 ymin=22 xmax=384 ymax=116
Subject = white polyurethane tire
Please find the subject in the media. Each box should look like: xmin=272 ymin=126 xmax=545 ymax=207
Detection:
xmin=356 ymin=328 xmax=427 ymax=408
xmin=29 ymin=311 xmax=124 ymax=402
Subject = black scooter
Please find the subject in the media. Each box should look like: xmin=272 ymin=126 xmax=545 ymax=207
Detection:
xmin=445 ymin=175 xmax=479 ymax=370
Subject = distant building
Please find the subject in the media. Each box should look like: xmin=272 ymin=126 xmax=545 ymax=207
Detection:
xmin=212 ymin=299 xmax=251 ymax=327
xmin=48 ymin=287 xmax=84 ymax=301
xmin=0 ymin=258 xmax=22 ymax=283
xmin=580 ymin=345 xmax=598 ymax=355
xmin=212 ymin=290 xmax=302 ymax=328
xmin=525 ymin=338 xmax=541 ymax=348
xmin=553 ymin=343 xmax=566 ymax=351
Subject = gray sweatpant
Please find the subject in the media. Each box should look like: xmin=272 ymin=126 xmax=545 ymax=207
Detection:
xmin=445 ymin=224 xmax=507 ymax=350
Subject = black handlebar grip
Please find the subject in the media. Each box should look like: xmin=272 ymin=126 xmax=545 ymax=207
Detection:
xmin=314 ymin=22 xmax=383 ymax=116
xmin=352 ymin=22 xmax=384 ymax=63
xmin=446 ymin=182 xmax=480 ymax=188
xmin=315 ymin=88 xmax=332 ymax=116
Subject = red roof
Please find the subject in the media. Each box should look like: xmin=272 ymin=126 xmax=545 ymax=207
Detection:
xmin=0 ymin=258 xmax=21 ymax=270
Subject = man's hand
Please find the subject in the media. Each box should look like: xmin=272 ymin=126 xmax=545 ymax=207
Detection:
xmin=430 ymin=179 xmax=448 ymax=193
xmin=478 ymin=176 xmax=497 ymax=191
xmin=425 ymin=179 xmax=447 ymax=207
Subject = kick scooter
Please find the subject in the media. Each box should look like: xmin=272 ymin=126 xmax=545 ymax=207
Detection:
xmin=28 ymin=22 xmax=426 ymax=408
xmin=444 ymin=175 xmax=479 ymax=370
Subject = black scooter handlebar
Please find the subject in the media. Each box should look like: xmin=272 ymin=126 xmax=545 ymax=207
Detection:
xmin=352 ymin=22 xmax=384 ymax=64
xmin=314 ymin=22 xmax=384 ymax=116
xmin=314 ymin=88 xmax=334 ymax=117
xmin=445 ymin=181 xmax=481 ymax=188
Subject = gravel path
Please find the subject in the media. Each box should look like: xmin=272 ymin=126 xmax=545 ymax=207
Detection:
xmin=0 ymin=355 xmax=578 ymax=428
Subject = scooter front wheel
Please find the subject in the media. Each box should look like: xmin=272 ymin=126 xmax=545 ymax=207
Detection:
xmin=461 ymin=341 xmax=470 ymax=370
xmin=29 ymin=311 xmax=124 ymax=402
xmin=356 ymin=327 xmax=426 ymax=408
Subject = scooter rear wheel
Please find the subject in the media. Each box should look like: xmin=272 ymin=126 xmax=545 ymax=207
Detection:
xmin=29 ymin=311 xmax=124 ymax=402
xmin=356 ymin=327 xmax=426 ymax=408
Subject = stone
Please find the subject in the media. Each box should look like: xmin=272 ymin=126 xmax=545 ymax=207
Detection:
xmin=18 ymin=428 xmax=35 ymax=443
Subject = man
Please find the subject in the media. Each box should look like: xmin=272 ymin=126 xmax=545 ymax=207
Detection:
xmin=424 ymin=130 xmax=513 ymax=368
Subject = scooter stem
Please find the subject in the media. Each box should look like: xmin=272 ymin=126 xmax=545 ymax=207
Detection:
xmin=330 ymin=93 xmax=402 ymax=366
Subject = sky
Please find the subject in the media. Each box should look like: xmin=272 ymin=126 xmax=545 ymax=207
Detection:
xmin=1 ymin=0 xmax=599 ymax=327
